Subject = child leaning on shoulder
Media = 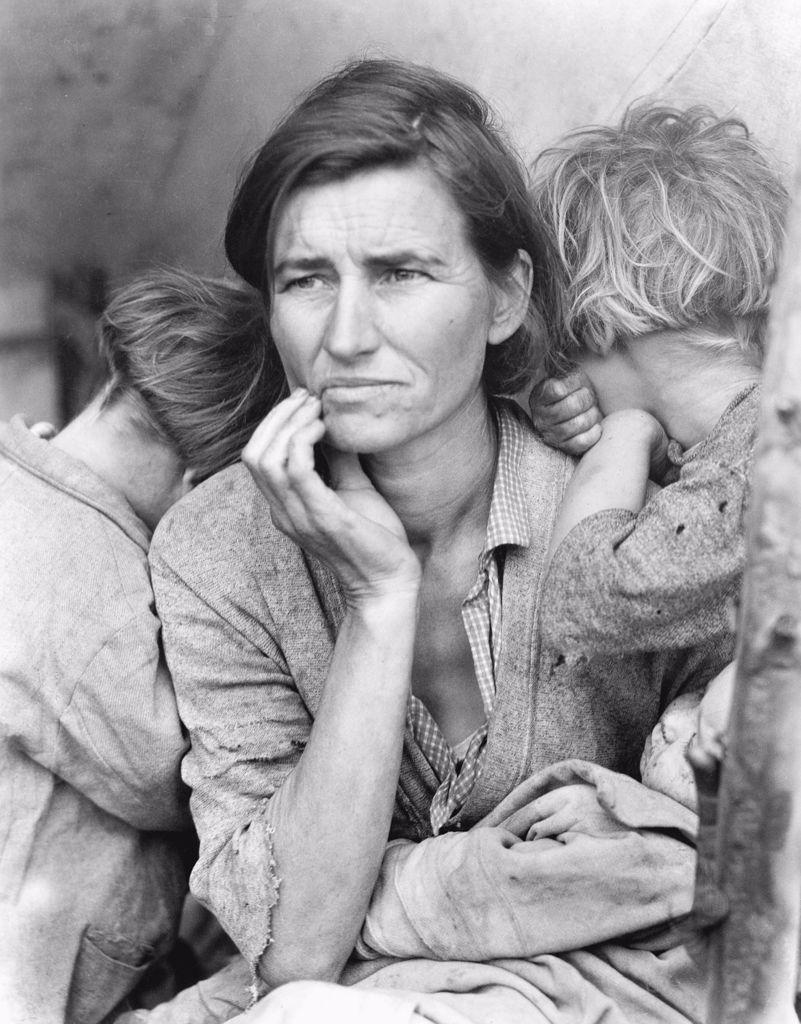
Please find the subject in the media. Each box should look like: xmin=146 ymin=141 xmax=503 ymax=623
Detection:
xmin=529 ymin=105 xmax=787 ymax=783
xmin=528 ymin=103 xmax=788 ymax=815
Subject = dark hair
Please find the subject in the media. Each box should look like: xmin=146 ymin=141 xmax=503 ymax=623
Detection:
xmin=225 ymin=58 xmax=552 ymax=395
xmin=532 ymin=102 xmax=789 ymax=372
xmin=99 ymin=268 xmax=286 ymax=481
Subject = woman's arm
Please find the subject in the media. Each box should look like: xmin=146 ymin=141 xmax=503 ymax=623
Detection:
xmin=358 ymin=766 xmax=698 ymax=962
xmin=154 ymin=390 xmax=423 ymax=989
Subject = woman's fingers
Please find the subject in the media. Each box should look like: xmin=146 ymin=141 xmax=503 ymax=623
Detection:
xmin=325 ymin=448 xmax=372 ymax=492
xmin=244 ymin=391 xmax=322 ymax=495
xmin=285 ymin=417 xmax=326 ymax=480
xmin=243 ymin=390 xmax=418 ymax=594
xmin=244 ymin=388 xmax=315 ymax=468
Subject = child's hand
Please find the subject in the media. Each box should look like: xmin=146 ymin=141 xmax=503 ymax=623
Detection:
xmin=529 ymin=370 xmax=602 ymax=456
xmin=689 ymin=662 xmax=736 ymax=776
xmin=523 ymin=783 xmax=625 ymax=839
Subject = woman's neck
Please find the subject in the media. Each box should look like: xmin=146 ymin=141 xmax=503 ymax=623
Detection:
xmin=361 ymin=394 xmax=498 ymax=558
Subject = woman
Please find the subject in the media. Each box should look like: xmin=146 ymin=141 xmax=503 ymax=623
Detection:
xmin=150 ymin=62 xmax=727 ymax=1022
xmin=0 ymin=269 xmax=282 ymax=1024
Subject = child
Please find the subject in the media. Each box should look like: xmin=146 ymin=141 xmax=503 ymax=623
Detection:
xmin=0 ymin=269 xmax=284 ymax=1024
xmin=529 ymin=103 xmax=787 ymax=670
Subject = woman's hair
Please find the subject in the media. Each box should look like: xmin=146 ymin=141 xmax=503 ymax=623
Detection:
xmin=532 ymin=102 xmax=789 ymax=372
xmin=99 ymin=269 xmax=286 ymax=481
xmin=225 ymin=58 xmax=554 ymax=396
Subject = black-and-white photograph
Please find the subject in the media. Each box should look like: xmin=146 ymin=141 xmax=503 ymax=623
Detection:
xmin=2 ymin=2 xmax=801 ymax=1022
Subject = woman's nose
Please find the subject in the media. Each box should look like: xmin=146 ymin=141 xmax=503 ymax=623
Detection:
xmin=322 ymin=282 xmax=380 ymax=360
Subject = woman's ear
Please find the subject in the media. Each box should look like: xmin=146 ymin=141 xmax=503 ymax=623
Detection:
xmin=487 ymin=249 xmax=534 ymax=346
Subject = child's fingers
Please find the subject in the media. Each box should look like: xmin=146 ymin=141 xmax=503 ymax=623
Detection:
xmin=531 ymin=369 xmax=593 ymax=406
xmin=537 ymin=415 xmax=602 ymax=456
xmin=540 ymin=388 xmax=598 ymax=426
xmin=561 ymin=422 xmax=603 ymax=456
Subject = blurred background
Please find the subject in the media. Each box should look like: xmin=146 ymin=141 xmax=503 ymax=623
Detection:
xmin=2 ymin=0 xmax=800 ymax=426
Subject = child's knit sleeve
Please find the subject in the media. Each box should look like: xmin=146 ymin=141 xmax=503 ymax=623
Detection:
xmin=540 ymin=447 xmax=749 ymax=656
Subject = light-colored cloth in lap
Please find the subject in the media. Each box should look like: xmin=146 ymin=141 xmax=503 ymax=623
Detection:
xmin=226 ymin=763 xmax=702 ymax=1024
xmin=342 ymin=760 xmax=703 ymax=1023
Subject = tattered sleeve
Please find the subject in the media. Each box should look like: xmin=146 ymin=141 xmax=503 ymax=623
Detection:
xmin=149 ymin=549 xmax=312 ymax=968
xmin=541 ymin=454 xmax=749 ymax=656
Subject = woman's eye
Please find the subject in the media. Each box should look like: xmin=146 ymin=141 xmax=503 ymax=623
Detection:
xmin=286 ymin=275 xmax=321 ymax=291
xmin=386 ymin=268 xmax=425 ymax=283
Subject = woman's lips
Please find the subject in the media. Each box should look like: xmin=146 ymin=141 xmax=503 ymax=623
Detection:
xmin=319 ymin=380 xmax=400 ymax=401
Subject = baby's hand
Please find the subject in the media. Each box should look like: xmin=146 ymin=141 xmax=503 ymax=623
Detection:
xmin=690 ymin=662 xmax=736 ymax=777
xmin=529 ymin=370 xmax=602 ymax=456
xmin=523 ymin=783 xmax=624 ymax=840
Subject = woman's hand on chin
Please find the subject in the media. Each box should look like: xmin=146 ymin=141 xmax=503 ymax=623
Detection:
xmin=243 ymin=388 xmax=421 ymax=602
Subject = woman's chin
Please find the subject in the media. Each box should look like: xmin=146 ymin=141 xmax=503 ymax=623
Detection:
xmin=322 ymin=413 xmax=411 ymax=455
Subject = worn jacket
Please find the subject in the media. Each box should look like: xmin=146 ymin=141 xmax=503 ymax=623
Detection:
xmin=149 ymin=406 xmax=729 ymax=972
xmin=0 ymin=418 xmax=190 ymax=1024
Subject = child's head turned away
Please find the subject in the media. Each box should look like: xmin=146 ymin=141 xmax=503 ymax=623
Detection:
xmin=533 ymin=103 xmax=788 ymax=379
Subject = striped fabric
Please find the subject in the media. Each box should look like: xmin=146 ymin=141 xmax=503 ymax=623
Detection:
xmin=408 ymin=404 xmax=531 ymax=834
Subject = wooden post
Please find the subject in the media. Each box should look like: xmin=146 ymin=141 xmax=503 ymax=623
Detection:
xmin=707 ymin=165 xmax=801 ymax=1023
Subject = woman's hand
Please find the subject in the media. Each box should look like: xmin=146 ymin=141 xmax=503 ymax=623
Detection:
xmin=529 ymin=370 xmax=602 ymax=456
xmin=243 ymin=388 xmax=421 ymax=601
xmin=520 ymin=783 xmax=626 ymax=840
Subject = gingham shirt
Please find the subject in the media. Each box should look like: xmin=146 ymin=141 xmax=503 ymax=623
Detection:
xmin=408 ymin=403 xmax=530 ymax=834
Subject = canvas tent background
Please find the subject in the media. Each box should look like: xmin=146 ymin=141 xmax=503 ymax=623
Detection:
xmin=1 ymin=0 xmax=800 ymax=420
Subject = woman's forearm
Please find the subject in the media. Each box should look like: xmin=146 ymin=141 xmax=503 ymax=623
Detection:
xmin=258 ymin=586 xmax=419 ymax=987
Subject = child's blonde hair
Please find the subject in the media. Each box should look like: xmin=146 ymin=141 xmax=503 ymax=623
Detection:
xmin=99 ymin=269 xmax=286 ymax=481
xmin=532 ymin=103 xmax=789 ymax=373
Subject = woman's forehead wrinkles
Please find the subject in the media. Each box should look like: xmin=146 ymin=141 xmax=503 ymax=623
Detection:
xmin=275 ymin=210 xmax=460 ymax=271
xmin=273 ymin=167 xmax=469 ymax=265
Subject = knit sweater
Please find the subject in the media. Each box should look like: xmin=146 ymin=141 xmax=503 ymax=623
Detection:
xmin=541 ymin=385 xmax=759 ymax=655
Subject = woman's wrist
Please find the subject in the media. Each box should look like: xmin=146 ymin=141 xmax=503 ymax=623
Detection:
xmin=344 ymin=574 xmax=422 ymax=616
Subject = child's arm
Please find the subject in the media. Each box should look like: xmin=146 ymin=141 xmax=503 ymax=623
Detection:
xmin=541 ymin=397 xmax=755 ymax=656
xmin=545 ymin=409 xmax=668 ymax=568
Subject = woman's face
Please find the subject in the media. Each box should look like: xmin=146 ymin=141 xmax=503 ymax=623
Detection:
xmin=269 ymin=162 xmax=526 ymax=454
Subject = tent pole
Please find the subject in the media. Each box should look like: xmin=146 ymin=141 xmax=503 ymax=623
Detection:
xmin=706 ymin=162 xmax=801 ymax=1023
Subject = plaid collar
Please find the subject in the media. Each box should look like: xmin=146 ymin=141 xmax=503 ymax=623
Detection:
xmin=483 ymin=400 xmax=531 ymax=556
